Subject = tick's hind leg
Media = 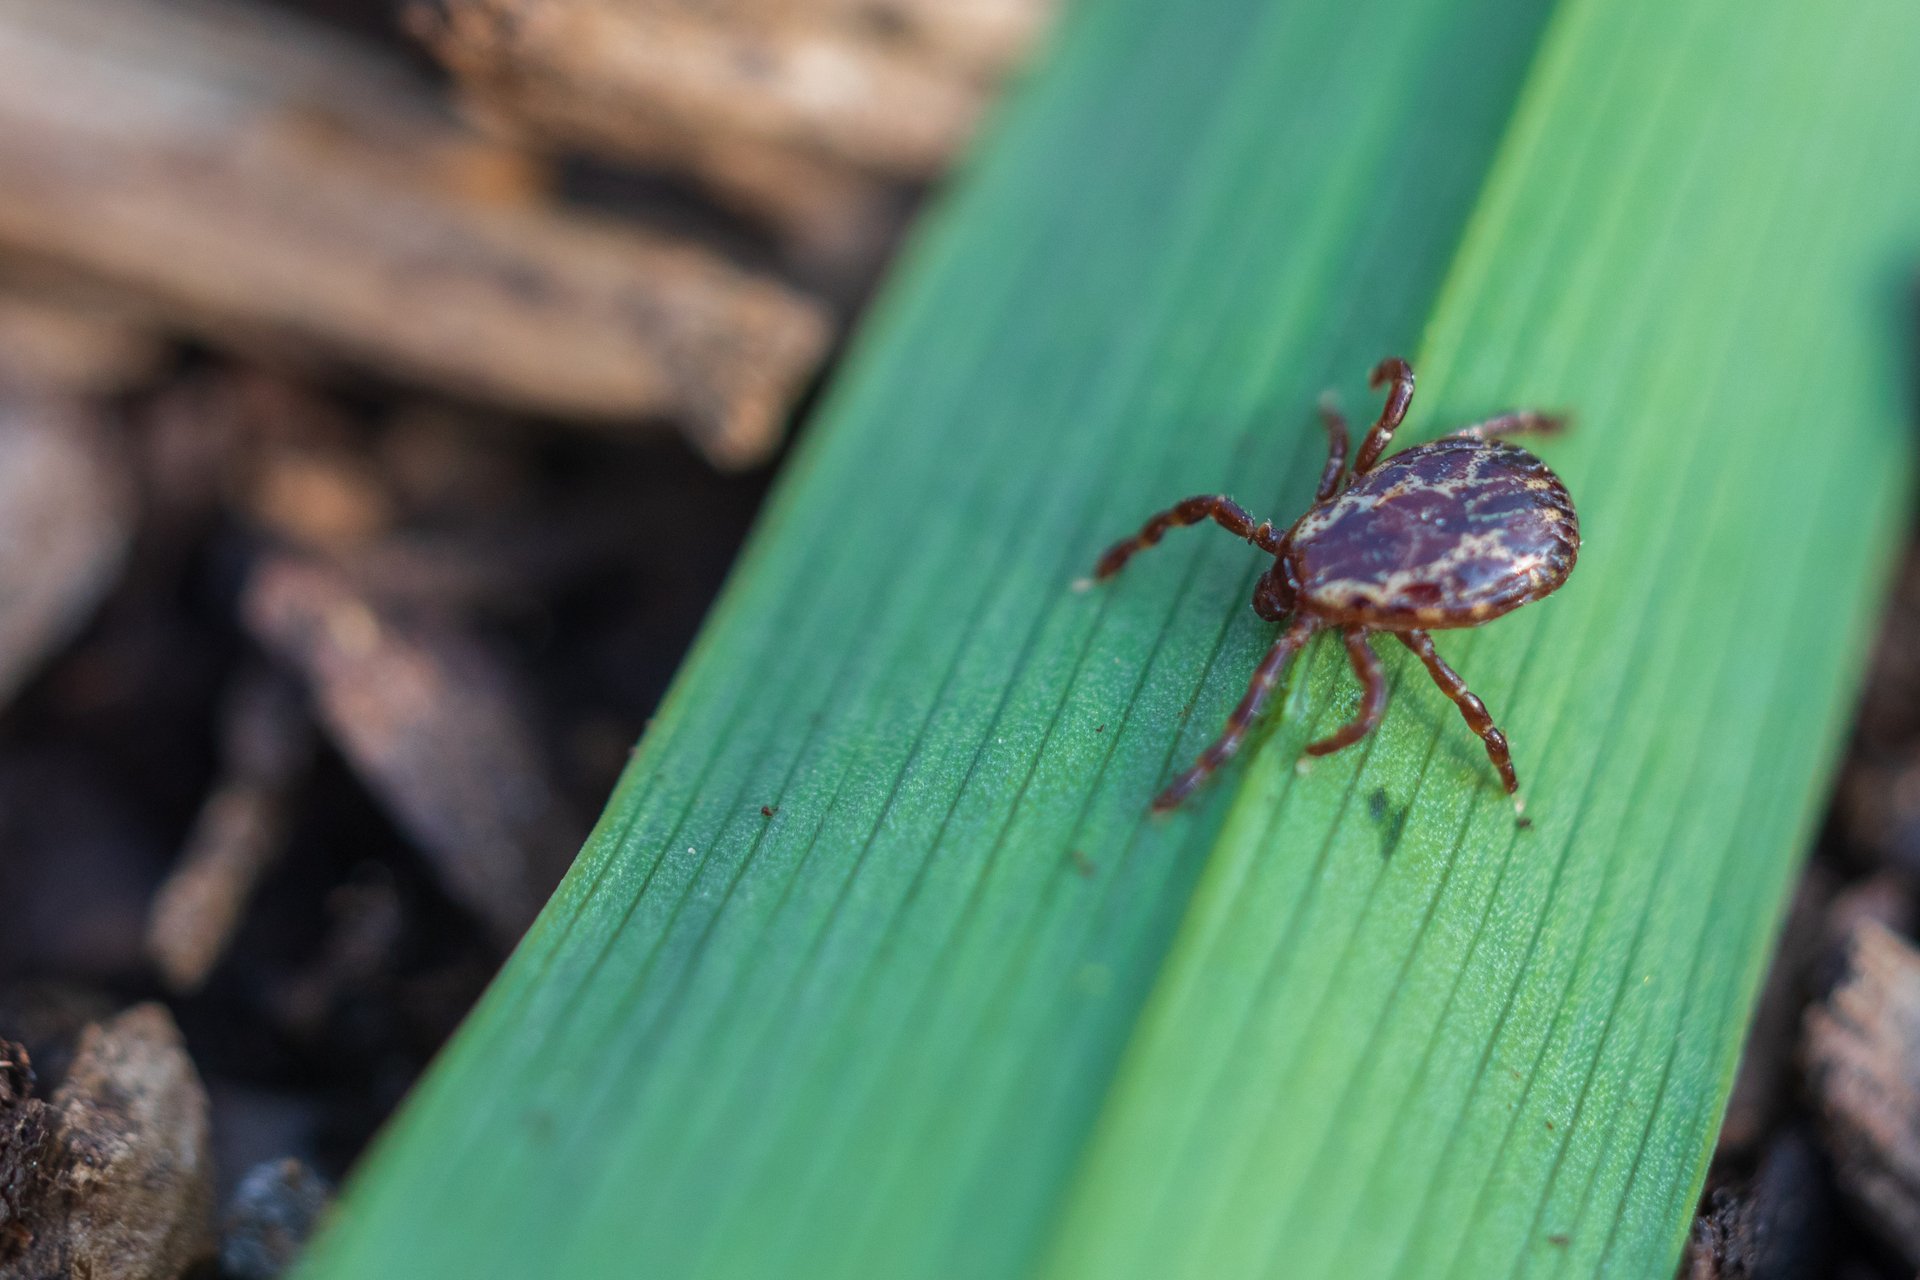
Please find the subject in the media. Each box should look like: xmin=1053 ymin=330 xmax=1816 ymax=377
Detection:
xmin=1447 ymin=410 xmax=1567 ymax=443
xmin=1094 ymin=495 xmax=1281 ymax=580
xmin=1352 ymin=356 xmax=1415 ymax=474
xmin=1398 ymin=630 xmax=1519 ymax=794
xmin=1304 ymin=629 xmax=1385 ymax=757
xmin=1154 ymin=617 xmax=1318 ymax=811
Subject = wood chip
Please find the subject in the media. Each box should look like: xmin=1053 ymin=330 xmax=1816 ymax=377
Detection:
xmin=245 ymin=449 xmax=399 ymax=553
xmin=1 ymin=1005 xmax=216 ymax=1278
xmin=617 ymin=0 xmax=1051 ymax=79
xmin=0 ymin=397 xmax=133 ymax=710
xmin=242 ymin=554 xmax=579 ymax=945
xmin=56 ymin=1005 xmax=216 ymax=1279
xmin=406 ymin=0 xmax=1054 ymax=270
xmin=0 ymin=1040 xmax=61 ymax=1267
xmin=412 ymin=0 xmax=998 ymax=177
xmin=1803 ymin=919 xmax=1920 ymax=1265
xmin=0 ymin=0 xmax=832 ymax=464
xmin=1683 ymin=1128 xmax=1831 ymax=1280
xmin=0 ymin=282 xmax=167 ymax=397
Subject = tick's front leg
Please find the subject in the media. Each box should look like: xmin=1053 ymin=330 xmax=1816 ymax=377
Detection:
xmin=1352 ymin=356 xmax=1415 ymax=475
xmin=1094 ymin=495 xmax=1281 ymax=581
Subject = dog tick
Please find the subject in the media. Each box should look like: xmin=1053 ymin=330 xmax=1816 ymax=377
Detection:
xmin=1093 ymin=357 xmax=1579 ymax=811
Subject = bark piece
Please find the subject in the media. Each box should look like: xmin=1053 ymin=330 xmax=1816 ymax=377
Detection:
xmin=606 ymin=0 xmax=1051 ymax=79
xmin=2 ymin=1005 xmax=216 ymax=1278
xmin=406 ymin=0 xmax=1054 ymax=272
xmin=409 ymin=0 xmax=899 ymax=276
xmin=0 ymin=0 xmax=831 ymax=464
xmin=54 ymin=1006 xmax=216 ymax=1279
xmin=1817 ymin=871 xmax=1918 ymax=995
xmin=0 ymin=983 xmax=116 ymax=1095
xmin=0 ymin=283 xmax=167 ymax=397
xmin=1804 ymin=919 xmax=1920 ymax=1265
xmin=242 ymin=554 xmax=579 ymax=944
xmin=146 ymin=669 xmax=316 ymax=992
xmin=411 ymin=0 xmax=994 ymax=176
xmin=1683 ymin=1128 xmax=1831 ymax=1280
xmin=0 ymin=1041 xmax=61 ymax=1268
xmin=245 ymin=450 xmax=398 ymax=553
xmin=0 ymin=397 xmax=133 ymax=710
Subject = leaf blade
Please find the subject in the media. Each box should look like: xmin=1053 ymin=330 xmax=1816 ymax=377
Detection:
xmin=1039 ymin=3 xmax=1920 ymax=1277
xmin=296 ymin=0 xmax=1920 ymax=1277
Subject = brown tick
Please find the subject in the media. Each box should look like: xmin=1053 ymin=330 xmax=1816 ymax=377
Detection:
xmin=1093 ymin=357 xmax=1579 ymax=812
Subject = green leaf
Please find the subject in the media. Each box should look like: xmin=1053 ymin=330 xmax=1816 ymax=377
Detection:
xmin=297 ymin=0 xmax=1920 ymax=1277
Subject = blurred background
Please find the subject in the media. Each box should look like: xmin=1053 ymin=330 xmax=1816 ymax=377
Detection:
xmin=0 ymin=0 xmax=1916 ymax=1277
xmin=0 ymin=0 xmax=1054 ymax=1273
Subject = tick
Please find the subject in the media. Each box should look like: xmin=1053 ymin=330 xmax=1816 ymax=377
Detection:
xmin=1093 ymin=356 xmax=1579 ymax=812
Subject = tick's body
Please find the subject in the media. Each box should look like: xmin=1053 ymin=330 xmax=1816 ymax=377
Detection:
xmin=1094 ymin=357 xmax=1578 ymax=811
xmin=1286 ymin=436 xmax=1578 ymax=629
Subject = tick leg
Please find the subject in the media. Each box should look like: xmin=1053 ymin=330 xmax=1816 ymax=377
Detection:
xmin=1154 ymin=617 xmax=1318 ymax=811
xmin=1352 ymin=356 xmax=1415 ymax=475
xmin=1314 ymin=394 xmax=1351 ymax=501
xmin=1304 ymin=629 xmax=1386 ymax=757
xmin=1094 ymin=495 xmax=1281 ymax=580
xmin=1447 ymin=410 xmax=1568 ymax=443
xmin=1398 ymin=630 xmax=1519 ymax=793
